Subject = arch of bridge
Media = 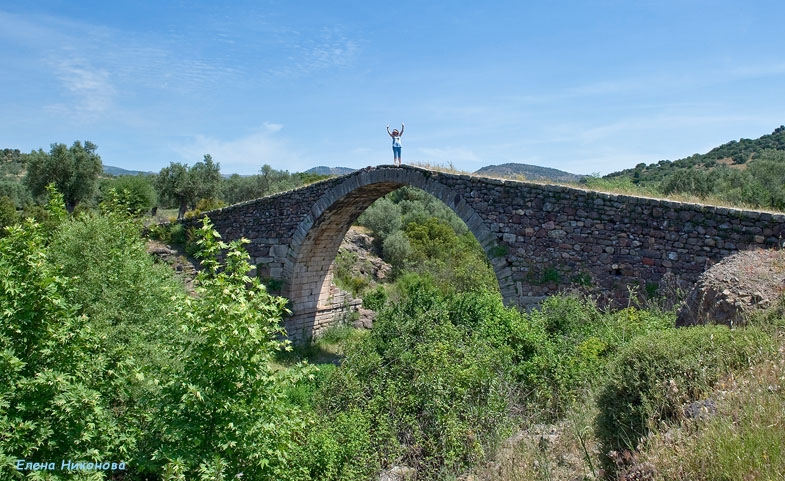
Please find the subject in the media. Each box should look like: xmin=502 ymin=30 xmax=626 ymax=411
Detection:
xmin=282 ymin=167 xmax=511 ymax=340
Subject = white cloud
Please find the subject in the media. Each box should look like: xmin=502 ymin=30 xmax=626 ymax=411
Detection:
xmin=263 ymin=122 xmax=284 ymax=132
xmin=46 ymin=55 xmax=116 ymax=117
xmin=267 ymin=27 xmax=359 ymax=77
xmin=174 ymin=125 xmax=308 ymax=174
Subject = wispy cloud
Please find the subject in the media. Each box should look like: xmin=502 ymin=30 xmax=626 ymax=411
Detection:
xmin=174 ymin=124 xmax=309 ymax=174
xmin=267 ymin=27 xmax=359 ymax=77
xmin=263 ymin=122 xmax=283 ymax=133
xmin=45 ymin=55 xmax=116 ymax=118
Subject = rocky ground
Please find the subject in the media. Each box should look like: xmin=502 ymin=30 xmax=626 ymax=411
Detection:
xmin=146 ymin=240 xmax=199 ymax=294
xmin=337 ymin=226 xmax=392 ymax=283
xmin=676 ymin=247 xmax=785 ymax=327
xmin=332 ymin=226 xmax=392 ymax=329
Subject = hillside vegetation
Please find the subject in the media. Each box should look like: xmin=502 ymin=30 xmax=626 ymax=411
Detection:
xmin=593 ymin=126 xmax=785 ymax=211
xmin=475 ymin=163 xmax=585 ymax=182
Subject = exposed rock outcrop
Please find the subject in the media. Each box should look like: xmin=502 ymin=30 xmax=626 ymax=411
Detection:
xmin=338 ymin=227 xmax=391 ymax=282
xmin=326 ymin=226 xmax=391 ymax=330
xmin=676 ymin=248 xmax=785 ymax=327
xmin=146 ymin=240 xmax=199 ymax=294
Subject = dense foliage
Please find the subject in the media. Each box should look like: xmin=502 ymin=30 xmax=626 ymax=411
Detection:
xmin=221 ymin=165 xmax=328 ymax=205
xmin=156 ymin=155 xmax=222 ymax=219
xmin=595 ymin=325 xmax=775 ymax=476
xmin=356 ymin=186 xmax=498 ymax=293
xmin=600 ymin=126 xmax=785 ymax=210
xmin=24 ymin=141 xmax=103 ymax=212
xmin=2 ymin=130 xmax=784 ymax=479
xmin=276 ymin=277 xmax=674 ymax=480
xmin=0 ymin=197 xmax=310 ymax=480
xmin=99 ymin=175 xmax=158 ymax=215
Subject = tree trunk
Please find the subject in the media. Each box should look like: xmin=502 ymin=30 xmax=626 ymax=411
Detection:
xmin=178 ymin=199 xmax=188 ymax=220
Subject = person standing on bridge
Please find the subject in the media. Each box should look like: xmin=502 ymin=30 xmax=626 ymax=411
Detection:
xmin=387 ymin=123 xmax=404 ymax=166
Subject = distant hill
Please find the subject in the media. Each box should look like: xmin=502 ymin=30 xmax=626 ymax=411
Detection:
xmin=103 ymin=165 xmax=154 ymax=176
xmin=474 ymin=163 xmax=585 ymax=183
xmin=605 ymin=125 xmax=785 ymax=184
xmin=306 ymin=166 xmax=356 ymax=176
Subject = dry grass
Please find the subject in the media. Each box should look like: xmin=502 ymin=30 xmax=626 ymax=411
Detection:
xmin=472 ymin=393 xmax=603 ymax=481
xmin=409 ymin=161 xmax=472 ymax=175
xmin=470 ymin=314 xmax=785 ymax=481
xmin=638 ymin=332 xmax=785 ymax=481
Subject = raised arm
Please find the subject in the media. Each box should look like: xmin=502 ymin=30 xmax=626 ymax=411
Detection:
xmin=386 ymin=125 xmax=393 ymax=137
xmin=400 ymin=123 xmax=405 ymax=136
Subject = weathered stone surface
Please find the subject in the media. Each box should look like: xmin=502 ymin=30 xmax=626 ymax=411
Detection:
xmin=676 ymin=248 xmax=785 ymax=327
xmin=146 ymin=240 xmax=199 ymax=294
xmin=378 ymin=465 xmax=416 ymax=481
xmin=182 ymin=165 xmax=785 ymax=341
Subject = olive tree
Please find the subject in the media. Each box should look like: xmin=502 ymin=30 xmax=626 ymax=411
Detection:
xmin=24 ymin=140 xmax=103 ymax=212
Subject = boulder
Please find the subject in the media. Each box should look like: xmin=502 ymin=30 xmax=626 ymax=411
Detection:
xmin=676 ymin=248 xmax=785 ymax=327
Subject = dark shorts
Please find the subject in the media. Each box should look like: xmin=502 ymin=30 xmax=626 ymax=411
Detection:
xmin=393 ymin=146 xmax=401 ymax=158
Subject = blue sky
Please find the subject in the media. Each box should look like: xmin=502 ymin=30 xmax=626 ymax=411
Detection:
xmin=1 ymin=1 xmax=783 ymax=176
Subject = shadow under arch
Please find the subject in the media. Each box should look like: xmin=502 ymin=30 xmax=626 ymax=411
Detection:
xmin=281 ymin=166 xmax=513 ymax=341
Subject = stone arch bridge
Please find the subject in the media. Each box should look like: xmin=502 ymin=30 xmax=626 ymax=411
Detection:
xmin=187 ymin=165 xmax=785 ymax=340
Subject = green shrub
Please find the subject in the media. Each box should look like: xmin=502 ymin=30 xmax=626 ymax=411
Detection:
xmin=357 ymin=197 xmax=402 ymax=242
xmin=317 ymin=279 xmax=512 ymax=479
xmin=101 ymin=174 xmax=158 ymax=215
xmin=381 ymin=230 xmax=412 ymax=272
xmin=0 ymin=195 xmax=18 ymax=232
xmin=362 ymin=285 xmax=388 ymax=311
xmin=595 ymin=325 xmax=775 ymax=456
xmin=152 ymin=218 xmax=314 ymax=480
xmin=292 ymin=409 xmax=379 ymax=481
xmin=0 ymin=219 xmax=125 ymax=479
xmin=0 ymin=180 xmax=32 ymax=208
xmin=333 ymin=250 xmax=370 ymax=296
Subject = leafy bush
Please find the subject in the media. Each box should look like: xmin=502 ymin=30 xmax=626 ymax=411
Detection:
xmin=151 ymin=218 xmax=314 ymax=480
xmin=357 ymin=196 xmax=402 ymax=242
xmin=292 ymin=410 xmax=378 ymax=481
xmin=595 ymin=325 xmax=775 ymax=456
xmin=48 ymin=211 xmax=187 ymax=438
xmin=0 ymin=180 xmax=32 ymax=208
xmin=0 ymin=219 xmax=125 ymax=479
xmin=381 ymin=230 xmax=412 ymax=271
xmin=316 ymin=279 xmax=513 ymax=479
xmin=333 ymin=250 xmax=370 ymax=296
xmin=100 ymin=174 xmax=158 ymax=215
xmin=510 ymin=297 xmax=673 ymax=415
xmin=0 ymin=195 xmax=18 ymax=232
xmin=362 ymin=285 xmax=388 ymax=311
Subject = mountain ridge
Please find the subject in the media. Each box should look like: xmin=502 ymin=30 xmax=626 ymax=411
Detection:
xmin=474 ymin=163 xmax=585 ymax=182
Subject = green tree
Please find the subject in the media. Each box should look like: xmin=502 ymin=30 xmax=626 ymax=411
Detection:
xmin=100 ymin=174 xmax=158 ymax=215
xmin=747 ymin=149 xmax=785 ymax=209
xmin=357 ymin=197 xmax=402 ymax=242
xmin=659 ymin=168 xmax=714 ymax=198
xmin=0 ymin=196 xmax=18 ymax=232
xmin=24 ymin=141 xmax=103 ymax=212
xmin=220 ymin=165 xmax=328 ymax=205
xmin=0 ymin=180 xmax=32 ymax=208
xmin=156 ymin=155 xmax=222 ymax=219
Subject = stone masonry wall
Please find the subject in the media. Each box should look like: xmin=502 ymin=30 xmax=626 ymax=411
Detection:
xmin=187 ymin=165 xmax=785 ymax=341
